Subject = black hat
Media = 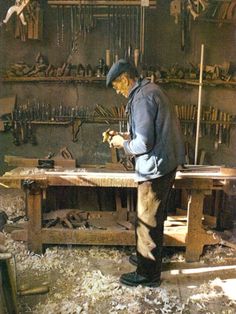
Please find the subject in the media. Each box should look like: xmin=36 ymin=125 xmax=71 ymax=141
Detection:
xmin=106 ymin=59 xmax=133 ymax=87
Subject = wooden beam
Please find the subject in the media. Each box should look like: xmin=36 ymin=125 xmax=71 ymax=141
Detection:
xmin=48 ymin=0 xmax=156 ymax=7
xmin=4 ymin=155 xmax=76 ymax=168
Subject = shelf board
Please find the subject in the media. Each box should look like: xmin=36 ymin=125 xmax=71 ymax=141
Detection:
xmin=196 ymin=17 xmax=236 ymax=25
xmin=0 ymin=76 xmax=106 ymax=83
xmin=48 ymin=0 xmax=156 ymax=7
xmin=1 ymin=76 xmax=236 ymax=87
xmin=155 ymin=78 xmax=236 ymax=87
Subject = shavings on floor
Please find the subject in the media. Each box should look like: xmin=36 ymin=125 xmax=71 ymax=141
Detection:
xmin=0 ymin=188 xmax=25 ymax=218
xmin=1 ymin=188 xmax=236 ymax=313
xmin=186 ymin=279 xmax=236 ymax=314
xmin=202 ymin=245 xmax=235 ymax=264
xmin=3 ymin=230 xmax=235 ymax=314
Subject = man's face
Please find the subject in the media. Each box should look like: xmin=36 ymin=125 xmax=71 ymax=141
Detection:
xmin=112 ymin=74 xmax=130 ymax=98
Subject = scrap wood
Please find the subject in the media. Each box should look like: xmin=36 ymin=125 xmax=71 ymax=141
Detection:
xmin=117 ymin=220 xmax=134 ymax=230
xmin=164 ymin=220 xmax=186 ymax=227
xmin=220 ymin=238 xmax=236 ymax=251
xmin=43 ymin=210 xmax=89 ymax=229
xmin=4 ymin=155 xmax=76 ymax=168
xmin=43 ymin=209 xmax=87 ymax=221
xmin=212 ymin=230 xmax=236 ymax=251
xmin=0 ymin=95 xmax=16 ymax=117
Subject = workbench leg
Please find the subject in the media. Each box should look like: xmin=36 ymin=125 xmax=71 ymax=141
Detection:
xmin=27 ymin=191 xmax=43 ymax=254
xmin=185 ymin=190 xmax=205 ymax=262
xmin=115 ymin=190 xmax=127 ymax=221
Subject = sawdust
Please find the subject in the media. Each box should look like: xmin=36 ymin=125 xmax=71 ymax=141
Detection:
xmin=2 ymin=233 xmax=235 ymax=314
xmin=0 ymin=188 xmax=25 ymax=218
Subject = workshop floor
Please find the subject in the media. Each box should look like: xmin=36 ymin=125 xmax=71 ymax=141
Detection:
xmin=4 ymin=236 xmax=236 ymax=314
xmin=1 ymin=188 xmax=236 ymax=314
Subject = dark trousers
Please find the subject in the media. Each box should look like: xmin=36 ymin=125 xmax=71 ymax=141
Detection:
xmin=135 ymin=168 xmax=176 ymax=280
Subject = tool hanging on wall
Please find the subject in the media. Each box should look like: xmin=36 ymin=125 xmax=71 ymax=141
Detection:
xmin=187 ymin=0 xmax=209 ymax=20
xmin=170 ymin=0 xmax=181 ymax=24
xmin=49 ymin=1 xmax=155 ymax=67
xmin=1 ymin=1 xmax=42 ymax=41
xmin=1 ymin=0 xmax=31 ymax=26
xmin=139 ymin=0 xmax=147 ymax=63
xmin=175 ymin=104 xmax=235 ymax=148
xmin=194 ymin=44 xmax=204 ymax=164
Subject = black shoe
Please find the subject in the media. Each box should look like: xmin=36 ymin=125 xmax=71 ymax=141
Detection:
xmin=119 ymin=271 xmax=161 ymax=287
xmin=129 ymin=254 xmax=138 ymax=266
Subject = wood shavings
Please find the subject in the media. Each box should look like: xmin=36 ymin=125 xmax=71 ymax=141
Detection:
xmin=1 ymin=189 xmax=236 ymax=313
xmin=3 ymin=238 xmax=235 ymax=314
xmin=0 ymin=188 xmax=25 ymax=218
xmin=202 ymin=245 xmax=235 ymax=264
xmin=186 ymin=279 xmax=236 ymax=313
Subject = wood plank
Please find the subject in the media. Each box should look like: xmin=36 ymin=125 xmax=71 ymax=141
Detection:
xmin=0 ymin=178 xmax=22 ymax=189
xmin=174 ymin=178 xmax=213 ymax=190
xmin=47 ymin=176 xmax=137 ymax=187
xmin=27 ymin=191 xmax=43 ymax=253
xmin=11 ymin=229 xmax=28 ymax=242
xmin=43 ymin=209 xmax=118 ymax=220
xmin=0 ymin=95 xmax=16 ymax=116
xmin=40 ymin=226 xmax=188 ymax=247
xmin=41 ymin=228 xmax=136 ymax=245
xmin=0 ymin=259 xmax=18 ymax=314
xmin=48 ymin=0 xmax=156 ymax=7
xmin=4 ymin=155 xmax=76 ymax=168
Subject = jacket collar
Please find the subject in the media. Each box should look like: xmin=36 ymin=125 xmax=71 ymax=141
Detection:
xmin=128 ymin=77 xmax=150 ymax=98
xmin=126 ymin=78 xmax=150 ymax=115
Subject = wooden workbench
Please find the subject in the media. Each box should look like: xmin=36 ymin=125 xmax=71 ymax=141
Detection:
xmin=1 ymin=166 xmax=236 ymax=262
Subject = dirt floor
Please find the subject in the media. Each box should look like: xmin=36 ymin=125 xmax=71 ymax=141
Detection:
xmin=4 ymin=240 xmax=236 ymax=314
xmin=1 ymin=188 xmax=236 ymax=314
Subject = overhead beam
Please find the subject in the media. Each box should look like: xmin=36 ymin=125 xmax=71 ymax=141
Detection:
xmin=48 ymin=0 xmax=156 ymax=7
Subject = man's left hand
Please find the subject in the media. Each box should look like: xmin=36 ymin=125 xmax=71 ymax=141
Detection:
xmin=110 ymin=135 xmax=125 ymax=149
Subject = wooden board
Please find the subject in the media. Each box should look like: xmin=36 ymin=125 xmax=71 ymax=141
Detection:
xmin=48 ymin=0 xmax=156 ymax=7
xmin=4 ymin=155 xmax=76 ymax=168
xmin=0 ymin=95 xmax=16 ymax=116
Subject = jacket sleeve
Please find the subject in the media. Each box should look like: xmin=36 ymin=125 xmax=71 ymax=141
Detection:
xmin=123 ymin=94 xmax=158 ymax=156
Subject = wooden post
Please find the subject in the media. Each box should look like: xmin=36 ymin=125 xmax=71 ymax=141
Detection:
xmin=185 ymin=190 xmax=205 ymax=262
xmin=194 ymin=44 xmax=204 ymax=165
xmin=0 ymin=258 xmax=18 ymax=314
xmin=27 ymin=188 xmax=43 ymax=253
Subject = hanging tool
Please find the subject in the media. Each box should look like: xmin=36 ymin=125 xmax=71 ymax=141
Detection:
xmin=56 ymin=6 xmax=60 ymax=46
xmin=133 ymin=6 xmax=140 ymax=68
xmin=106 ymin=5 xmax=111 ymax=67
xmin=2 ymin=0 xmax=31 ymax=26
xmin=170 ymin=0 xmax=181 ymax=24
xmin=61 ymin=6 xmax=65 ymax=44
xmin=194 ymin=44 xmax=204 ymax=165
xmin=181 ymin=0 xmax=187 ymax=51
xmin=140 ymin=2 xmax=147 ymax=63
xmin=187 ymin=0 xmax=209 ymax=19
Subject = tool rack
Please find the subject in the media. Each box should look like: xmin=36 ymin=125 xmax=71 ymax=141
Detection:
xmin=47 ymin=1 xmax=156 ymax=7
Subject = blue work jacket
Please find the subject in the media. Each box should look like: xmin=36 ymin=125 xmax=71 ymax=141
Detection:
xmin=123 ymin=78 xmax=185 ymax=182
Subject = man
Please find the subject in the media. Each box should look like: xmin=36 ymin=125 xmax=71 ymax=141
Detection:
xmin=106 ymin=59 xmax=185 ymax=287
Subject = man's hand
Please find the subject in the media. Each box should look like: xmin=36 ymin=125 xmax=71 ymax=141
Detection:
xmin=110 ymin=134 xmax=125 ymax=149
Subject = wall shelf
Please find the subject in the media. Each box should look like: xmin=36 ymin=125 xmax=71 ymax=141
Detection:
xmin=155 ymin=79 xmax=236 ymax=87
xmin=0 ymin=76 xmax=106 ymax=83
xmin=47 ymin=0 xmax=156 ymax=7
xmin=196 ymin=18 xmax=236 ymax=25
xmin=2 ymin=76 xmax=236 ymax=87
